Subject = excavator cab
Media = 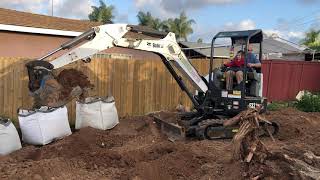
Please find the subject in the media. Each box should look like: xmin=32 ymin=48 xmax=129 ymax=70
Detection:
xmin=176 ymin=30 xmax=279 ymax=139
xmin=200 ymin=29 xmax=266 ymax=116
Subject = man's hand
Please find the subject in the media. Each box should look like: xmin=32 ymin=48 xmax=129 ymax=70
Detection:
xmin=248 ymin=63 xmax=261 ymax=68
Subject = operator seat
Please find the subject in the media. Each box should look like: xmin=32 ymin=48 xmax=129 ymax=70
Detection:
xmin=246 ymin=68 xmax=262 ymax=97
xmin=219 ymin=66 xmax=262 ymax=97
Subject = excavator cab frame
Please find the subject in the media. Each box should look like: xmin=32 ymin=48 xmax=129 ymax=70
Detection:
xmin=197 ymin=29 xmax=267 ymax=117
xmin=175 ymin=30 xmax=276 ymax=139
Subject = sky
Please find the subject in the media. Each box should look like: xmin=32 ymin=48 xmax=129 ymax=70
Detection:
xmin=0 ymin=0 xmax=320 ymax=43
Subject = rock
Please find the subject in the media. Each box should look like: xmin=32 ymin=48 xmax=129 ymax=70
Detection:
xmin=33 ymin=174 xmax=43 ymax=180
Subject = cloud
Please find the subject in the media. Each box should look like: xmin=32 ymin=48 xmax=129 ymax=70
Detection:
xmin=135 ymin=0 xmax=152 ymax=8
xmin=264 ymin=29 xmax=305 ymax=43
xmin=190 ymin=19 xmax=256 ymax=42
xmin=223 ymin=19 xmax=256 ymax=30
xmin=0 ymin=0 xmax=47 ymax=13
xmin=270 ymin=15 xmax=320 ymax=43
xmin=162 ymin=0 xmax=245 ymax=12
xmin=114 ymin=10 xmax=129 ymax=23
xmin=190 ymin=19 xmax=305 ymax=44
xmin=297 ymin=0 xmax=319 ymax=4
xmin=134 ymin=0 xmax=246 ymax=18
xmin=134 ymin=0 xmax=174 ymax=18
xmin=51 ymin=0 xmax=93 ymax=19
xmin=0 ymin=0 xmax=93 ymax=19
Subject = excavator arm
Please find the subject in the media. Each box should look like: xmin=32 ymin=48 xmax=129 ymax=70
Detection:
xmin=26 ymin=24 xmax=208 ymax=108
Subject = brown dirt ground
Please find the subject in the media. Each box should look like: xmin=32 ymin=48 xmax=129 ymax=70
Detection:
xmin=0 ymin=108 xmax=319 ymax=180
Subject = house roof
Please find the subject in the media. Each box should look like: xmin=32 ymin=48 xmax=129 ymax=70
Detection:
xmin=179 ymin=41 xmax=229 ymax=58
xmin=262 ymin=38 xmax=305 ymax=54
xmin=0 ymin=8 xmax=101 ymax=32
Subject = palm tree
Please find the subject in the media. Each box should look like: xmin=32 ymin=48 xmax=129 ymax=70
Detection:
xmin=88 ymin=0 xmax=114 ymax=24
xmin=137 ymin=11 xmax=164 ymax=31
xmin=164 ymin=12 xmax=195 ymax=41
xmin=151 ymin=18 xmax=163 ymax=31
xmin=137 ymin=11 xmax=153 ymax=26
xmin=301 ymin=29 xmax=320 ymax=51
xmin=197 ymin=38 xmax=203 ymax=43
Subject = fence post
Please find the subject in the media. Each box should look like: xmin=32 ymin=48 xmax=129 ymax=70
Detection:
xmin=266 ymin=60 xmax=273 ymax=101
xmin=298 ymin=62 xmax=305 ymax=91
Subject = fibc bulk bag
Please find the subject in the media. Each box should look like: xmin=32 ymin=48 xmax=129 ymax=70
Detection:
xmin=76 ymin=96 xmax=119 ymax=130
xmin=18 ymin=106 xmax=72 ymax=145
xmin=0 ymin=118 xmax=22 ymax=155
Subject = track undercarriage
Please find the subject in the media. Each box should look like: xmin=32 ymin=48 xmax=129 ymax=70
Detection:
xmin=153 ymin=111 xmax=279 ymax=140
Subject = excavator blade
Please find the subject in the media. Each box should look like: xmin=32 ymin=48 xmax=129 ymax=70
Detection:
xmin=153 ymin=115 xmax=186 ymax=141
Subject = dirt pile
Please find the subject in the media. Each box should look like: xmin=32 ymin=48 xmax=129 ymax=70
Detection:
xmin=0 ymin=108 xmax=319 ymax=180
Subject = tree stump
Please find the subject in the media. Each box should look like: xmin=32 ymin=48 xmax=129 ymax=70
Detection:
xmin=225 ymin=107 xmax=320 ymax=179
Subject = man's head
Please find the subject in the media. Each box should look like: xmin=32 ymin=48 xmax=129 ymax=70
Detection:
xmin=248 ymin=44 xmax=253 ymax=52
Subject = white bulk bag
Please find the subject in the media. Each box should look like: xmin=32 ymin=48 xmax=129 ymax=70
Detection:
xmin=18 ymin=106 xmax=72 ymax=145
xmin=76 ymin=96 xmax=119 ymax=130
xmin=0 ymin=118 xmax=22 ymax=155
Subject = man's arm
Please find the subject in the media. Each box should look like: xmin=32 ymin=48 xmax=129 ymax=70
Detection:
xmin=248 ymin=63 xmax=261 ymax=68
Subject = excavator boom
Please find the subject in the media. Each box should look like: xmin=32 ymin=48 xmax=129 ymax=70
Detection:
xmin=27 ymin=24 xmax=208 ymax=108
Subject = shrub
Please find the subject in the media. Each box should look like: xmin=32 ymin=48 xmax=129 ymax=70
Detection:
xmin=296 ymin=92 xmax=320 ymax=112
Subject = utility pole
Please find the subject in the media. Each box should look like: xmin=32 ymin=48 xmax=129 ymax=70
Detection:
xmin=51 ymin=0 xmax=53 ymax=16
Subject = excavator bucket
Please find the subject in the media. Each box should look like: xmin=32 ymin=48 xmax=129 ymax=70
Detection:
xmin=26 ymin=60 xmax=93 ymax=108
xmin=26 ymin=60 xmax=54 ymax=92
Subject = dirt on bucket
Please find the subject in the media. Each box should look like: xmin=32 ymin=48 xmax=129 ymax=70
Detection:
xmin=56 ymin=69 xmax=94 ymax=101
xmin=33 ymin=69 xmax=94 ymax=108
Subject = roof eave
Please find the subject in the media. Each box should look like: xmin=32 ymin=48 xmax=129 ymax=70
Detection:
xmin=0 ymin=24 xmax=82 ymax=36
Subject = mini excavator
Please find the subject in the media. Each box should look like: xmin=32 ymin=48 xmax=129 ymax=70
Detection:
xmin=26 ymin=24 xmax=278 ymax=139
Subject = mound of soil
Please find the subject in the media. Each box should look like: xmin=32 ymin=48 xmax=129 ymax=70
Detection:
xmin=0 ymin=108 xmax=319 ymax=179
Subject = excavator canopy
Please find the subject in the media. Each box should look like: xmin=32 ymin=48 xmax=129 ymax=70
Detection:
xmin=214 ymin=29 xmax=263 ymax=44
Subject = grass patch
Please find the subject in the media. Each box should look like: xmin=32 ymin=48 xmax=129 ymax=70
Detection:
xmin=267 ymin=101 xmax=290 ymax=111
xmin=267 ymin=92 xmax=320 ymax=112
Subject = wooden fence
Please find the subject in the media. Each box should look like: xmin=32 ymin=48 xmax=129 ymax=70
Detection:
xmin=0 ymin=57 xmax=224 ymax=123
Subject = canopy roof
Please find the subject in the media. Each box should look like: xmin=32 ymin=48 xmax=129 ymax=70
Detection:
xmin=215 ymin=29 xmax=263 ymax=44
